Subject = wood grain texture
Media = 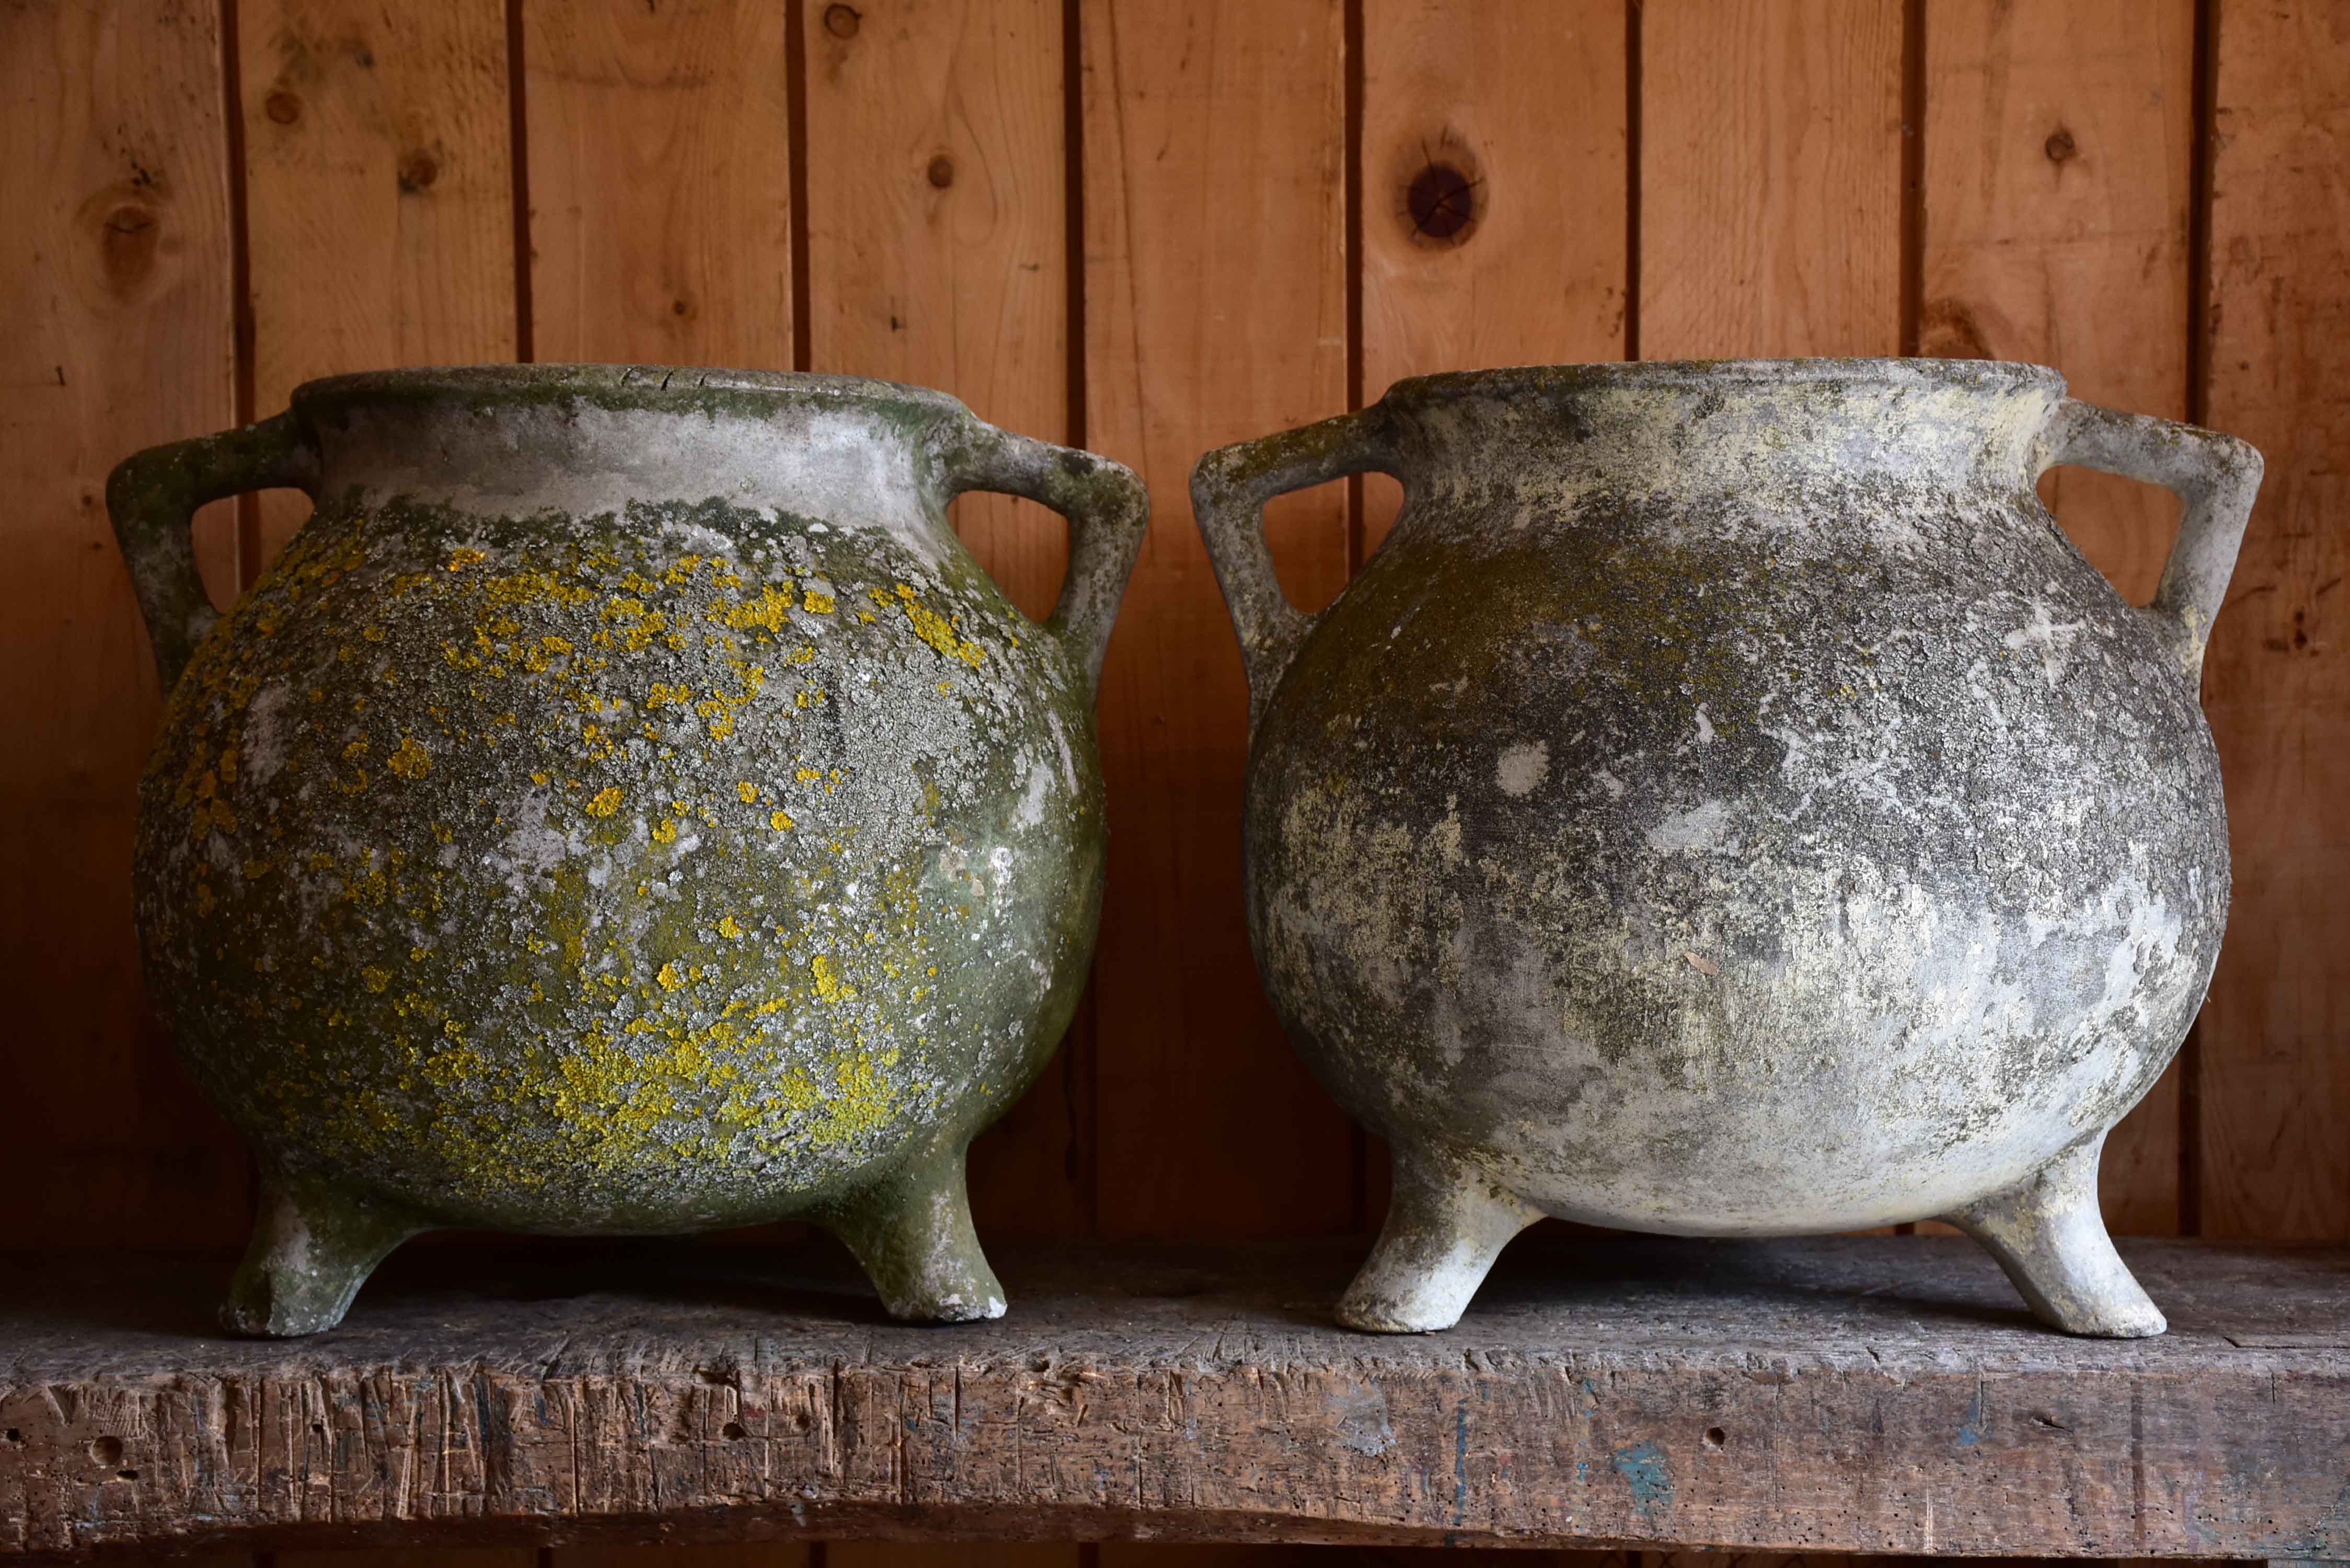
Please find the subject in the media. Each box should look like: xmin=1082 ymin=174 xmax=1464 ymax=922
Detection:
xmin=524 ymin=0 xmax=792 ymax=367
xmin=238 ymin=0 xmax=516 ymax=562
xmin=1080 ymin=0 xmax=1356 ymax=1239
xmin=0 ymin=0 xmax=248 ymax=1249
xmin=1919 ymin=0 xmax=2198 ymax=1237
xmin=1358 ymin=0 xmax=1628 ymax=551
xmin=1639 ymin=0 xmax=1905 ymax=358
xmin=5 ymin=1238 xmax=2347 ymax=1559
xmin=800 ymin=0 xmax=1086 ymax=1238
xmin=2198 ymin=0 xmax=2350 ymax=1240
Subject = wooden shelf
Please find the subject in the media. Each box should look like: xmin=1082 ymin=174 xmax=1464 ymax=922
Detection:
xmin=4 ymin=1236 xmax=2346 ymax=1561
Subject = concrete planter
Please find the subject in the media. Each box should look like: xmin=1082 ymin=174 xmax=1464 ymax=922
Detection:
xmin=111 ymin=366 xmax=1145 ymax=1335
xmin=1196 ymin=360 xmax=2260 ymax=1336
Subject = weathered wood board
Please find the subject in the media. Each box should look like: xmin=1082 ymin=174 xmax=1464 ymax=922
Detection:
xmin=5 ymin=1239 xmax=2347 ymax=1561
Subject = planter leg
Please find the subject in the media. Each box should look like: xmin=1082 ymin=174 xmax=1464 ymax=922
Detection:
xmin=827 ymin=1142 xmax=1005 ymax=1322
xmin=1939 ymin=1132 xmax=2166 ymax=1338
xmin=1337 ymin=1145 xmax=1541 ymax=1333
xmin=223 ymin=1180 xmax=426 ymax=1338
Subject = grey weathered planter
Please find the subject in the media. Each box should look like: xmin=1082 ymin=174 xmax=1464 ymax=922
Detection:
xmin=110 ymin=366 xmax=1145 ymax=1336
xmin=1195 ymin=360 xmax=2260 ymax=1338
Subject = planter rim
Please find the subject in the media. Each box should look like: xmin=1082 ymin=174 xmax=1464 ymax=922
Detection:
xmin=1383 ymin=356 xmax=2067 ymax=406
xmin=291 ymin=363 xmax=973 ymax=417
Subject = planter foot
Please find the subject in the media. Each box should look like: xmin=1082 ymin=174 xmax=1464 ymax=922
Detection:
xmin=1338 ymin=1146 xmax=1541 ymax=1333
xmin=1940 ymin=1133 xmax=2166 ymax=1338
xmin=223 ymin=1180 xmax=426 ymax=1338
xmin=828 ymin=1143 xmax=1005 ymax=1322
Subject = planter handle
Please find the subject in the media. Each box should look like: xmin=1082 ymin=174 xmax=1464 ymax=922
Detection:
xmin=1192 ymin=406 xmax=1399 ymax=735
xmin=2040 ymin=398 xmax=2263 ymax=675
xmin=945 ymin=420 xmax=1149 ymax=697
xmin=107 ymin=410 xmax=321 ymax=694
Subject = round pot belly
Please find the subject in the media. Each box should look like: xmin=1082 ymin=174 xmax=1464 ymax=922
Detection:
xmin=138 ymin=498 xmax=1103 ymax=1235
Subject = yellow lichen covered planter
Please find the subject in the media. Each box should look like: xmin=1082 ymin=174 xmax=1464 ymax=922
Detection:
xmin=110 ymin=367 xmax=1146 ymax=1336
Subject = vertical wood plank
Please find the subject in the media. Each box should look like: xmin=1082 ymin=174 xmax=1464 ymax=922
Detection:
xmin=1919 ymin=0 xmax=2197 ymax=1235
xmin=1359 ymin=0 xmax=1629 ymax=550
xmin=0 ymin=0 xmax=248 ymax=1246
xmin=2198 ymin=0 xmax=2350 ymax=1239
xmin=800 ymin=0 xmax=1084 ymax=1235
xmin=238 ymin=0 xmax=516 ymax=563
xmin=1082 ymin=0 xmax=1356 ymax=1238
xmin=1640 ymin=0 xmax=1905 ymax=358
xmin=524 ymin=0 xmax=793 ymax=369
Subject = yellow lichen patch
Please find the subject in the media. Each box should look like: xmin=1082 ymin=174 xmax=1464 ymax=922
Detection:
xmin=802 ymin=590 xmax=835 ymax=614
xmin=736 ymin=781 xmax=759 ymax=803
xmin=362 ymin=966 xmax=391 ymax=994
xmin=717 ymin=914 xmax=744 ymax=939
xmin=652 ymin=817 xmax=678 ymax=844
xmin=895 ymin=586 xmax=985 ymax=667
xmin=445 ymin=547 xmax=486 ymax=571
xmin=387 ymin=736 xmax=431 ymax=780
xmin=423 ymin=1045 xmax=487 ymax=1087
xmin=657 ymin=960 xmax=687 ymax=991
xmin=716 ymin=584 xmax=795 ymax=633
xmin=585 ymin=786 xmax=625 ymax=817
xmin=769 ymin=809 xmax=794 ymax=831
xmin=810 ymin=952 xmax=857 ymax=1003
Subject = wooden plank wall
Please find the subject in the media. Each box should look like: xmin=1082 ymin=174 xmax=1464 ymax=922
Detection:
xmin=3 ymin=0 xmax=2345 ymax=1562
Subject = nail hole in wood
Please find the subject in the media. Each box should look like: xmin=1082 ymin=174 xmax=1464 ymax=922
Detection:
xmin=824 ymin=3 xmax=860 ymax=38
xmin=264 ymin=89 xmax=301 ymax=125
xmin=927 ymin=153 xmax=955 ymax=189
xmin=2045 ymin=128 xmax=2077 ymax=163
xmin=397 ymin=151 xmax=439 ymax=193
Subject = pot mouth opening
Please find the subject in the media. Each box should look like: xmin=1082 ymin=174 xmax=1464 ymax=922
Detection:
xmin=292 ymin=363 xmax=973 ymax=421
xmin=1383 ymin=357 xmax=2066 ymax=407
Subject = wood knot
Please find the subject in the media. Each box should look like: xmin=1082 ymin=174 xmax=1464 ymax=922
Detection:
xmin=2044 ymin=128 xmax=2077 ymax=163
xmin=397 ymin=151 xmax=439 ymax=193
xmin=823 ymin=3 xmax=860 ymax=38
xmin=926 ymin=152 xmax=955 ymax=189
xmin=1405 ymin=159 xmax=1479 ymax=245
xmin=97 ymin=201 xmax=160 ymax=294
xmin=263 ymin=89 xmax=302 ymax=125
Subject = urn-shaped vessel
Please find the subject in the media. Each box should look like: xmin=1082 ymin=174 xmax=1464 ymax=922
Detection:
xmin=1194 ymin=360 xmax=2259 ymax=1336
xmin=112 ymin=366 xmax=1146 ymax=1335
